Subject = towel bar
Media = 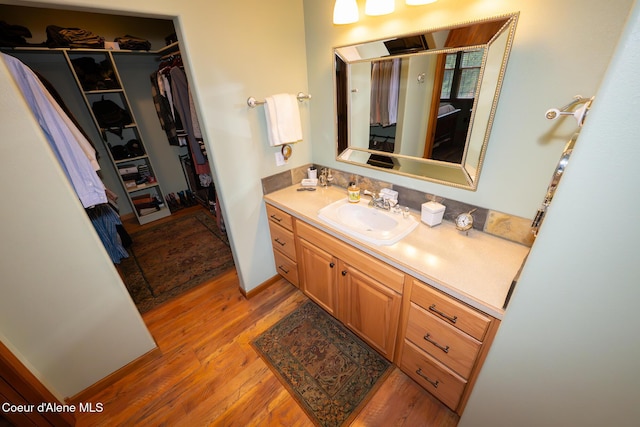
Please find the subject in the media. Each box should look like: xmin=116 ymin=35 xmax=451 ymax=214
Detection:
xmin=247 ymin=92 xmax=311 ymax=108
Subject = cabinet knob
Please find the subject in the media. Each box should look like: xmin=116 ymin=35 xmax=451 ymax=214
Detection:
xmin=341 ymin=270 xmax=347 ymax=276
xmin=329 ymin=262 xmax=335 ymax=268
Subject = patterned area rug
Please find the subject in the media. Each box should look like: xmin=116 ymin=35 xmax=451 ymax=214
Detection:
xmin=252 ymin=301 xmax=392 ymax=427
xmin=118 ymin=210 xmax=235 ymax=313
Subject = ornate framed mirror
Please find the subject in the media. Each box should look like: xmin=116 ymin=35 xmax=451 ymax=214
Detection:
xmin=334 ymin=13 xmax=519 ymax=190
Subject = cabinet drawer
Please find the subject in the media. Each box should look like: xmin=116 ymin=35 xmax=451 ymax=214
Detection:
xmin=266 ymin=204 xmax=293 ymax=231
xmin=411 ymin=280 xmax=490 ymax=341
xmin=401 ymin=340 xmax=466 ymax=411
xmin=406 ymin=302 xmax=481 ymax=379
xmin=268 ymin=221 xmax=296 ymax=260
xmin=273 ymin=250 xmax=299 ymax=286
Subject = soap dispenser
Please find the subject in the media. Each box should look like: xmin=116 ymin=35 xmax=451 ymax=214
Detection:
xmin=348 ymin=178 xmax=360 ymax=203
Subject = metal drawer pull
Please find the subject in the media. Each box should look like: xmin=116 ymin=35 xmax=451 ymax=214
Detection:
xmin=274 ymin=238 xmax=286 ymax=246
xmin=416 ymin=368 xmax=439 ymax=388
xmin=423 ymin=333 xmax=450 ymax=353
xmin=278 ymin=265 xmax=290 ymax=274
xmin=270 ymin=214 xmax=282 ymax=222
xmin=429 ymin=304 xmax=458 ymax=324
xmin=329 ymin=262 xmax=335 ymax=268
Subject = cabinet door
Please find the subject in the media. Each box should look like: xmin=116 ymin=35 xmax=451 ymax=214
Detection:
xmin=299 ymin=238 xmax=338 ymax=316
xmin=340 ymin=263 xmax=402 ymax=361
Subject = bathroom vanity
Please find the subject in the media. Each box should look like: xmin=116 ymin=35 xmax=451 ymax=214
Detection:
xmin=263 ymin=184 xmax=528 ymax=415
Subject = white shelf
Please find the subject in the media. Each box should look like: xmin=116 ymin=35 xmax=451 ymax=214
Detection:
xmin=137 ymin=206 xmax=171 ymax=225
xmin=61 ymin=49 xmax=171 ymax=225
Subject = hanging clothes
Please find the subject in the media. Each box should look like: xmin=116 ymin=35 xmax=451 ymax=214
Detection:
xmin=370 ymin=58 xmax=401 ymax=127
xmin=170 ymin=66 xmax=210 ymax=174
xmin=150 ymin=70 xmax=181 ymax=146
xmin=86 ymin=204 xmax=129 ymax=264
xmin=2 ymin=53 xmax=107 ymax=208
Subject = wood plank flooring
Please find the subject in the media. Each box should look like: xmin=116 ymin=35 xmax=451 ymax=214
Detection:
xmin=76 ymin=266 xmax=459 ymax=426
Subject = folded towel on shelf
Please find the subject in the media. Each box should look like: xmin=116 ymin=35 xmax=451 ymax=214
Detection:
xmin=264 ymin=93 xmax=303 ymax=146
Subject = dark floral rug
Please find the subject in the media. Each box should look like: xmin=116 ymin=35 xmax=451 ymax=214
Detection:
xmin=252 ymin=301 xmax=392 ymax=427
xmin=118 ymin=210 xmax=235 ymax=313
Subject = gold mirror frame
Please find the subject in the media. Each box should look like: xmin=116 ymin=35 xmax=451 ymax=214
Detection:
xmin=334 ymin=13 xmax=519 ymax=190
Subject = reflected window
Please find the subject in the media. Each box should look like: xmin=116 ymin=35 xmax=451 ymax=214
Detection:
xmin=440 ymin=49 xmax=483 ymax=99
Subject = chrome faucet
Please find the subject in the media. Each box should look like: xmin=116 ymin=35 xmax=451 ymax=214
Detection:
xmin=362 ymin=189 xmax=396 ymax=211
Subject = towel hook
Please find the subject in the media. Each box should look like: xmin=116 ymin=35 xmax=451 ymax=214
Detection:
xmin=247 ymin=92 xmax=312 ymax=108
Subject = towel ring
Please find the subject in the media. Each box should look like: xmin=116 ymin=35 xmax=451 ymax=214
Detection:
xmin=247 ymin=92 xmax=311 ymax=108
xmin=281 ymin=144 xmax=292 ymax=160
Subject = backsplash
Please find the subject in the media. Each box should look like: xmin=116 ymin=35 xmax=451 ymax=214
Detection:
xmin=262 ymin=164 xmax=535 ymax=247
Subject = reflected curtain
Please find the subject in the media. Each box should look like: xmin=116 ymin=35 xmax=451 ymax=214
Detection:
xmin=370 ymin=58 xmax=400 ymax=127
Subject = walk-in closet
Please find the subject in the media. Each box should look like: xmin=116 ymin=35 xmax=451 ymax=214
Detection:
xmin=1 ymin=4 xmax=232 ymax=312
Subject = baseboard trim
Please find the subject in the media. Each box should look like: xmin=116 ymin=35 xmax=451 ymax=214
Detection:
xmin=66 ymin=346 xmax=162 ymax=404
xmin=240 ymin=274 xmax=282 ymax=299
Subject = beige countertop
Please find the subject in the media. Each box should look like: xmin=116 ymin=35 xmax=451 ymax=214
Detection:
xmin=264 ymin=184 xmax=530 ymax=319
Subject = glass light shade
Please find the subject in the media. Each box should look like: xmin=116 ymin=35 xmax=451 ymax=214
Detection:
xmin=365 ymin=0 xmax=395 ymax=16
xmin=406 ymin=0 xmax=437 ymax=5
xmin=333 ymin=0 xmax=359 ymax=24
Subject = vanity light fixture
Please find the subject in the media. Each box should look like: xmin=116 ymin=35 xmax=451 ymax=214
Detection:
xmin=406 ymin=0 xmax=437 ymax=5
xmin=334 ymin=0 xmax=438 ymax=25
xmin=333 ymin=0 xmax=360 ymax=24
xmin=365 ymin=0 xmax=395 ymax=16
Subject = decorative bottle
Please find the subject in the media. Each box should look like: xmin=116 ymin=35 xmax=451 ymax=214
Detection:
xmin=348 ymin=180 xmax=360 ymax=203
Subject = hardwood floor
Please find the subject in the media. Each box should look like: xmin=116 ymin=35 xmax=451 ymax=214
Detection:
xmin=74 ymin=270 xmax=459 ymax=426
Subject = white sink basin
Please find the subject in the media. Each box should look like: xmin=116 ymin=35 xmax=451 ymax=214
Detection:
xmin=317 ymin=198 xmax=418 ymax=246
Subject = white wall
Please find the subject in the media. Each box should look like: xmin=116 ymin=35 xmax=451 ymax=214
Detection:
xmin=459 ymin=2 xmax=640 ymax=425
xmin=302 ymin=0 xmax=634 ymax=218
xmin=0 ymin=0 xmax=310 ymax=399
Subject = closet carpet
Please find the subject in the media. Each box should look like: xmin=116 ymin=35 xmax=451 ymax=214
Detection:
xmin=118 ymin=208 xmax=235 ymax=313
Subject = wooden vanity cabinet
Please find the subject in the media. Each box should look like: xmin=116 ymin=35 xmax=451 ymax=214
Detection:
xmin=398 ymin=279 xmax=500 ymax=415
xmin=296 ymin=220 xmax=403 ymax=361
xmin=339 ymin=262 xmax=402 ymax=361
xmin=265 ymin=200 xmax=504 ymax=415
xmin=297 ymin=237 xmax=338 ymax=316
xmin=266 ymin=204 xmax=299 ymax=286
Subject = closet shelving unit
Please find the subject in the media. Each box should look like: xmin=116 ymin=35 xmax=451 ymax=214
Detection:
xmin=4 ymin=43 xmax=186 ymax=225
xmin=60 ymin=48 xmax=171 ymax=225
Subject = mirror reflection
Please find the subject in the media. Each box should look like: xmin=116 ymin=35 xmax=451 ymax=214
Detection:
xmin=334 ymin=13 xmax=519 ymax=190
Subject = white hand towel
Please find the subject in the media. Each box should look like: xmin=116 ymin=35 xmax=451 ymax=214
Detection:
xmin=264 ymin=93 xmax=303 ymax=146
